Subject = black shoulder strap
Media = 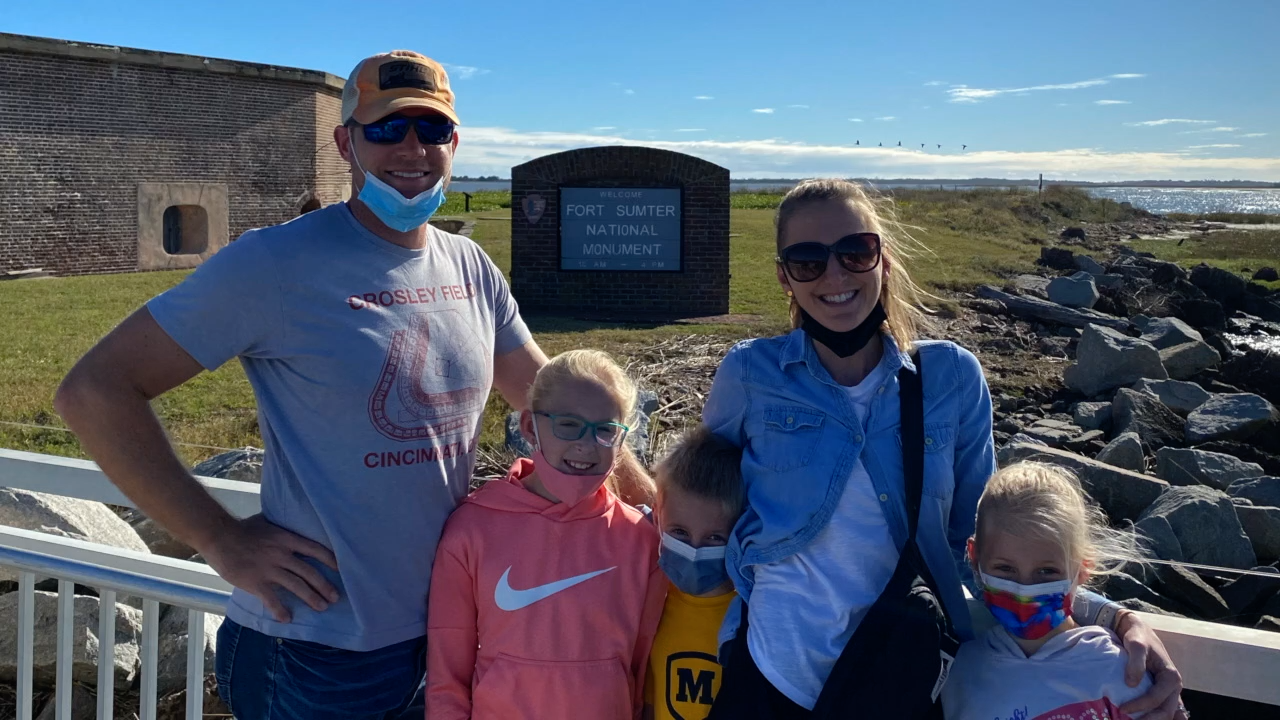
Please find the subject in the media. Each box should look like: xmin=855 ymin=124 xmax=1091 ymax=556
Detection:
xmin=898 ymin=350 xmax=924 ymax=542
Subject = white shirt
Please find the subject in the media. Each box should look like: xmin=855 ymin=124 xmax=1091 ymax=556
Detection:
xmin=746 ymin=358 xmax=900 ymax=709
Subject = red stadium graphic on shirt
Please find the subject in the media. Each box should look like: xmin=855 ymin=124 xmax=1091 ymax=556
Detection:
xmin=368 ymin=308 xmax=487 ymax=442
xmin=1032 ymin=697 xmax=1133 ymax=720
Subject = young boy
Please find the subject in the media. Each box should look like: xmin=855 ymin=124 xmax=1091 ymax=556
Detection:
xmin=643 ymin=425 xmax=744 ymax=720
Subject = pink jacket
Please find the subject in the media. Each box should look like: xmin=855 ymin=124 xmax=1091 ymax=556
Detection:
xmin=426 ymin=459 xmax=665 ymax=720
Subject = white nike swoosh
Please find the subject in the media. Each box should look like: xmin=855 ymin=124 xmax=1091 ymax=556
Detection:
xmin=493 ymin=565 xmax=616 ymax=611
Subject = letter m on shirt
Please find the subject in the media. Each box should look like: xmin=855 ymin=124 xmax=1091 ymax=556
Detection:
xmin=666 ymin=651 xmax=720 ymax=715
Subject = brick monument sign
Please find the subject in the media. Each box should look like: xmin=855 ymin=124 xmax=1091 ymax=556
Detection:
xmin=510 ymin=147 xmax=730 ymax=319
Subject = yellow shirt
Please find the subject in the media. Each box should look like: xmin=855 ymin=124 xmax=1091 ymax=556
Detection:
xmin=644 ymin=582 xmax=734 ymax=720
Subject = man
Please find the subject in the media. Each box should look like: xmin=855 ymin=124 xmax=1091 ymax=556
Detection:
xmin=55 ymin=50 xmax=649 ymax=719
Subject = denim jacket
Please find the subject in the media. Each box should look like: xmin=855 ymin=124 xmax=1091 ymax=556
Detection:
xmin=703 ymin=331 xmax=993 ymax=650
xmin=704 ymin=330 xmax=1117 ymax=657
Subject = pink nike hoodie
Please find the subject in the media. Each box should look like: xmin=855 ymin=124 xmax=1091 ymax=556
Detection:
xmin=426 ymin=458 xmax=666 ymax=720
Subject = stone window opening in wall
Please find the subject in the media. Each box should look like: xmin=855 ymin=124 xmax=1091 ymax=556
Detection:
xmin=160 ymin=205 xmax=209 ymax=255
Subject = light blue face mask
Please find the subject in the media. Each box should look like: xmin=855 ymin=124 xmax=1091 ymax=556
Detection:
xmin=658 ymin=532 xmax=729 ymax=596
xmin=350 ymin=143 xmax=446 ymax=232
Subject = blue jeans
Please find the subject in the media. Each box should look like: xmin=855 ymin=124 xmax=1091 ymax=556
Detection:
xmin=215 ymin=619 xmax=426 ymax=720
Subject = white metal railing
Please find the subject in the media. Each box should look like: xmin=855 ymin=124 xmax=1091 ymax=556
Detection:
xmin=0 ymin=526 xmax=232 ymax=719
xmin=0 ymin=449 xmax=248 ymax=719
xmin=2 ymin=449 xmax=1280 ymax=708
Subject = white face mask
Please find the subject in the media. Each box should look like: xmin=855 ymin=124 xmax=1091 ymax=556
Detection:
xmin=349 ymin=141 xmax=446 ymax=232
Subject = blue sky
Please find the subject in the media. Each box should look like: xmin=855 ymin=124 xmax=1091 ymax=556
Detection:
xmin=6 ymin=0 xmax=1278 ymax=180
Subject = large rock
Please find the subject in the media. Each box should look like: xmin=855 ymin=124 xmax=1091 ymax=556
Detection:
xmin=1191 ymin=263 xmax=1250 ymax=308
xmin=0 ymin=591 xmax=141 ymax=690
xmin=1095 ymin=432 xmax=1146 ymax=473
xmin=1074 ymin=255 xmax=1106 ymax=275
xmin=1138 ymin=485 xmax=1257 ymax=569
xmin=1103 ymin=573 xmax=1188 ymax=616
xmin=34 ymin=683 xmax=96 ymax=720
xmin=157 ymin=607 xmax=222 ymax=696
xmin=1113 ymin=388 xmax=1186 ymax=451
xmin=1131 ymin=378 xmax=1211 ymax=415
xmin=1228 ymin=476 xmax=1280 ymax=508
xmin=1140 ymin=317 xmax=1204 ymax=350
xmin=133 ymin=517 xmax=197 ymax=560
xmin=1199 ymin=443 xmax=1280 ymax=476
xmin=1013 ymin=274 xmax=1051 ymax=299
xmin=1235 ymin=504 xmax=1280 ymax=563
xmin=0 ymin=489 xmax=150 ymax=582
xmin=976 ymin=286 xmax=1129 ymax=330
xmin=1219 ymin=567 xmax=1280 ymax=617
xmin=1048 ymin=271 xmax=1100 ymax=309
xmin=1135 ymin=514 xmax=1184 ymax=562
xmin=1040 ymin=246 xmax=1076 ymax=271
xmin=1185 ymin=393 xmax=1280 ymax=444
xmin=1063 ymin=326 xmax=1167 ymax=397
xmin=998 ymin=443 xmax=1168 ymax=523
xmin=1175 ymin=298 xmax=1227 ymax=331
xmin=1254 ymin=267 xmax=1279 ymax=282
xmin=1073 ymin=401 xmax=1113 ymax=431
xmin=192 ymin=447 xmax=264 ymax=483
xmin=1153 ymin=563 xmax=1230 ymax=619
xmin=1159 ymin=341 xmax=1221 ymax=380
xmin=1154 ymin=447 xmax=1265 ymax=491
xmin=1116 ymin=599 xmax=1185 ymax=618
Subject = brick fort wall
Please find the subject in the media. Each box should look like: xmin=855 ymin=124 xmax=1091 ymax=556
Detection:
xmin=510 ymin=146 xmax=730 ymax=318
xmin=0 ymin=33 xmax=346 ymax=276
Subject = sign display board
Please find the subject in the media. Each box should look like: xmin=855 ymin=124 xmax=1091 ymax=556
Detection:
xmin=559 ymin=187 xmax=681 ymax=271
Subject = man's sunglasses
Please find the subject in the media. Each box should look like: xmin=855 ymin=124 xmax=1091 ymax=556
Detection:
xmin=777 ymin=232 xmax=882 ymax=283
xmin=359 ymin=115 xmax=456 ymax=145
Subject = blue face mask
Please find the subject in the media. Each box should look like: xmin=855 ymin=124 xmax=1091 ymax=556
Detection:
xmin=350 ymin=144 xmax=446 ymax=232
xmin=658 ymin=532 xmax=729 ymax=596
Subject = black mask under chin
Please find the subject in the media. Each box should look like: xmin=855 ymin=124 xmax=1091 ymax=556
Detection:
xmin=799 ymin=302 xmax=888 ymax=358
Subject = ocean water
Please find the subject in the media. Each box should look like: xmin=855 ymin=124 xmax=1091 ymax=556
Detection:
xmin=449 ymin=181 xmax=1280 ymax=216
xmin=1084 ymin=187 xmax=1280 ymax=215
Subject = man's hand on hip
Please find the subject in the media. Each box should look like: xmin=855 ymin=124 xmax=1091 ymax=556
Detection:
xmin=202 ymin=515 xmax=341 ymax=623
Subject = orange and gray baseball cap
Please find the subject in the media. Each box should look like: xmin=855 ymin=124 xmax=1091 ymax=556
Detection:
xmin=341 ymin=50 xmax=459 ymax=125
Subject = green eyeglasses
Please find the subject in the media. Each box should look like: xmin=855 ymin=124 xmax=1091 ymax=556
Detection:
xmin=535 ymin=412 xmax=631 ymax=448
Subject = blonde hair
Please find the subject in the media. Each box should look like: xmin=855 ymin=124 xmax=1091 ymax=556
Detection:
xmin=975 ymin=462 xmax=1139 ymax=585
xmin=775 ymin=179 xmax=933 ymax=350
xmin=654 ymin=424 xmax=745 ymax=518
xmin=528 ymin=349 xmax=638 ymax=422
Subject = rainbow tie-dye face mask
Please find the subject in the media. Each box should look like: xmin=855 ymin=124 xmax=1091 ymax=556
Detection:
xmin=979 ymin=571 xmax=1073 ymax=640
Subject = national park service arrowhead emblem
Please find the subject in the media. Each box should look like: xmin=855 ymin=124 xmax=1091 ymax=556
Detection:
xmin=522 ymin=194 xmax=546 ymax=225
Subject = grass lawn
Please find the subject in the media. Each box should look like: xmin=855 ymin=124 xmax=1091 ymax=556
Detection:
xmin=1127 ymin=229 xmax=1280 ymax=291
xmin=0 ymin=186 xmax=1198 ymax=463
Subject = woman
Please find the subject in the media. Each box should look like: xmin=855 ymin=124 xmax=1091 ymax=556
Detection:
xmin=702 ymin=179 xmax=1185 ymax=718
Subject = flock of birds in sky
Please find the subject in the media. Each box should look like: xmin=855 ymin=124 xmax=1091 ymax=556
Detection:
xmin=854 ymin=141 xmax=969 ymax=151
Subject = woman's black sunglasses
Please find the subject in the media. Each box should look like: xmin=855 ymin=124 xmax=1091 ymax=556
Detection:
xmin=777 ymin=232 xmax=882 ymax=283
xmin=360 ymin=115 xmax=456 ymax=145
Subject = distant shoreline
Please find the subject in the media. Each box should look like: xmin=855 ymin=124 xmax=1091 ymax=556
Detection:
xmin=452 ymin=177 xmax=1280 ymax=190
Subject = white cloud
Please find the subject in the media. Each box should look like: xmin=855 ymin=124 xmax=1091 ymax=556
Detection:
xmin=1240 ymin=133 xmax=1269 ymax=138
xmin=1206 ymin=126 xmax=1239 ymax=132
xmin=849 ymin=118 xmax=864 ymax=122
xmin=789 ymin=104 xmax=810 ymax=109
xmin=676 ymin=128 xmax=707 ymax=132
xmin=923 ymin=80 xmax=945 ymax=86
xmin=453 ymin=126 xmax=1280 ymax=181
xmin=1127 ymin=118 xmax=1217 ymax=126
xmin=624 ymin=89 xmax=635 ymax=95
xmin=694 ymin=95 xmax=714 ymax=100
xmin=442 ymin=64 xmax=490 ymax=80
xmin=876 ymin=116 xmax=896 ymax=121
xmin=1188 ymin=144 xmax=1242 ymax=149
xmin=1095 ymin=100 xmax=1131 ymax=105
xmin=591 ymin=126 xmax=617 ymax=131
xmin=752 ymin=108 xmax=775 ymax=114
xmin=946 ymin=74 xmax=1145 ymax=103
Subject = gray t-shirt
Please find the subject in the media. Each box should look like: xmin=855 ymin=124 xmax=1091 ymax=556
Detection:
xmin=148 ymin=203 xmax=530 ymax=650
